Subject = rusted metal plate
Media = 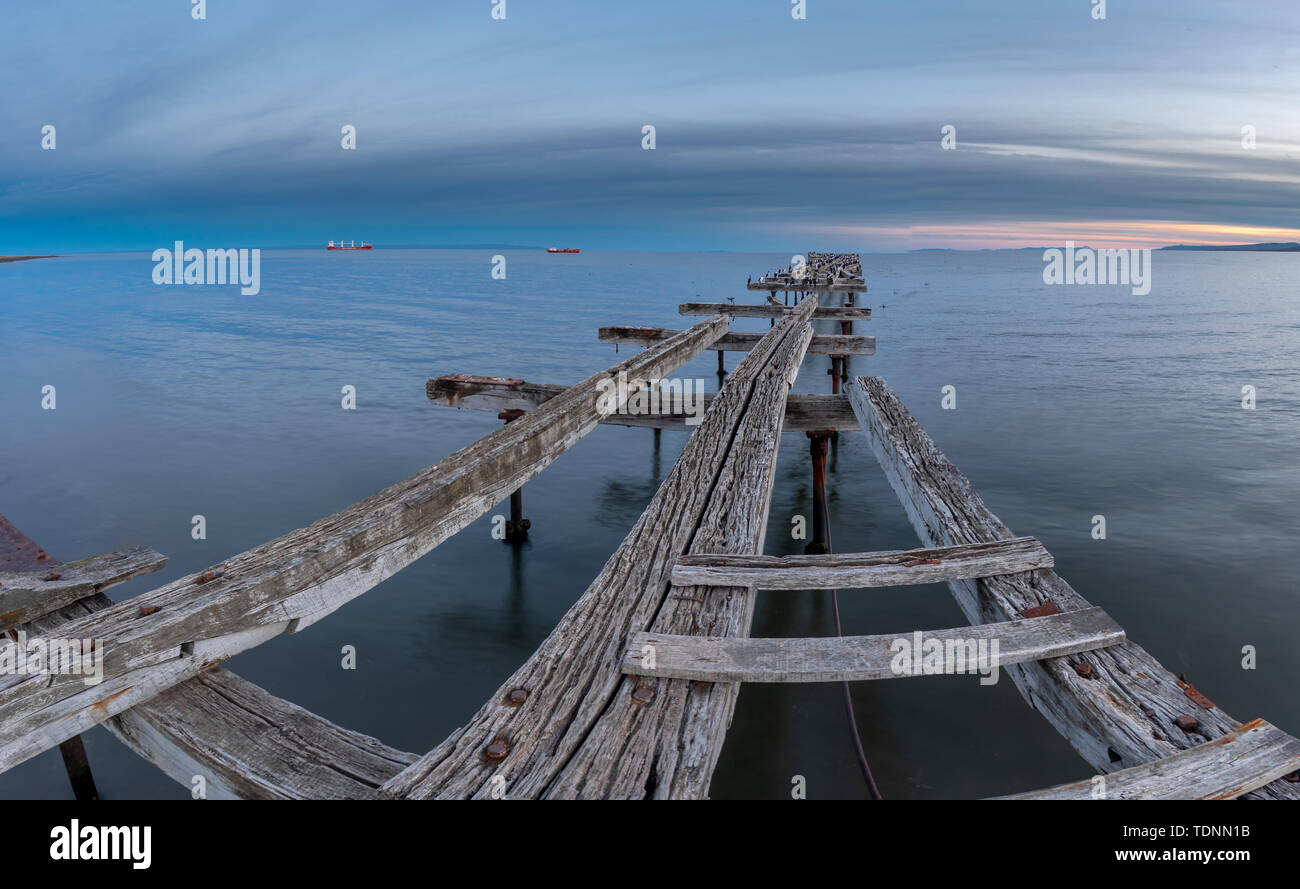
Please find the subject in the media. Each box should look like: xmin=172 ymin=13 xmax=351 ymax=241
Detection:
xmin=1019 ymin=600 xmax=1061 ymax=619
xmin=0 ymin=512 xmax=59 ymax=573
xmin=1179 ymin=679 xmax=1216 ymax=711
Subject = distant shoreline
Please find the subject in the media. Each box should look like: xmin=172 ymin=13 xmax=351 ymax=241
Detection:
xmin=0 ymin=255 xmax=57 ymax=264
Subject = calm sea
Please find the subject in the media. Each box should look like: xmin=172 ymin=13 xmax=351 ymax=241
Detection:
xmin=1 ymin=248 xmax=1296 ymax=799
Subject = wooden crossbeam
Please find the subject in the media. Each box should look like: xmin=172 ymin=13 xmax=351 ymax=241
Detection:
xmin=993 ymin=719 xmax=1300 ymax=800
xmin=0 ymin=317 xmax=729 ymax=776
xmin=427 ymin=376 xmax=859 ymax=432
xmin=0 ymin=547 xmax=167 ymax=631
xmin=599 ymin=326 xmax=874 ymax=356
xmin=678 ymin=302 xmax=870 ymax=320
xmin=671 ymin=537 xmax=1052 ymax=590
xmin=622 ymin=607 xmax=1125 ymax=683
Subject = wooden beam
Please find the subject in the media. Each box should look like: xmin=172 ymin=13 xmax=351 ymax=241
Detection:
xmin=382 ymin=298 xmax=819 ymax=799
xmin=746 ymin=282 xmax=865 ymax=293
xmin=994 ymin=719 xmax=1300 ymax=800
xmin=671 ymin=537 xmax=1052 ymax=590
xmin=846 ymin=375 xmax=1300 ymax=800
xmin=678 ymin=302 xmax=870 ymax=320
xmin=108 ymin=668 xmax=417 ymax=799
xmin=545 ymin=300 xmax=815 ymax=798
xmin=598 ymin=326 xmax=874 ymax=356
xmin=428 ymin=376 xmax=859 ymax=432
xmin=23 ymin=594 xmax=415 ymax=799
xmin=0 ymin=317 xmax=730 ymax=776
xmin=0 ymin=546 xmax=167 ymax=630
xmin=622 ymin=607 xmax=1125 ymax=683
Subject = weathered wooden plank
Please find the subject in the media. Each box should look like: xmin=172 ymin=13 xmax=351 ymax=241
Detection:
xmin=678 ymin=302 xmax=870 ymax=320
xmin=0 ymin=546 xmax=168 ymax=630
xmin=108 ymin=669 xmax=417 ymax=799
xmin=0 ymin=317 xmax=729 ymax=775
xmin=746 ymin=282 xmax=864 ymax=293
xmin=0 ymin=521 xmax=103 ymax=800
xmin=994 ymin=719 xmax=1300 ymax=800
xmin=846 ymin=375 xmax=1300 ymax=800
xmin=598 ymin=326 xmax=874 ymax=356
xmin=622 ymin=607 xmax=1125 ymax=683
xmin=428 ymin=377 xmax=859 ymax=432
xmin=25 ymin=595 xmax=415 ymax=799
xmin=545 ymin=303 xmax=817 ymax=798
xmin=671 ymin=537 xmax=1052 ymax=590
xmin=382 ymin=297 xmax=819 ymax=799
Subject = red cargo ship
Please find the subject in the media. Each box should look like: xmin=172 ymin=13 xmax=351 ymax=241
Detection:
xmin=327 ymin=240 xmax=372 ymax=250
xmin=547 ymin=247 xmax=580 ymax=253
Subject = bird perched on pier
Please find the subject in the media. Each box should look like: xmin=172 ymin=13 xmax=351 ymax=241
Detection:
xmin=726 ymin=296 xmax=736 ymax=304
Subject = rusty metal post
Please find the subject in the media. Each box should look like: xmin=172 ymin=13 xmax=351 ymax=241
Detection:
xmin=827 ymin=355 xmax=844 ymax=395
xmin=497 ymin=410 xmax=530 ymax=542
xmin=805 ymin=430 xmax=832 ymax=554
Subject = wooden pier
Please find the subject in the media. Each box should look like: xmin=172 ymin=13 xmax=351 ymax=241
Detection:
xmin=2 ymin=251 xmax=1297 ymax=799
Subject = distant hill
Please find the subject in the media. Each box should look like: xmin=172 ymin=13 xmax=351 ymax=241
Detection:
xmin=1159 ymin=242 xmax=1300 ymax=252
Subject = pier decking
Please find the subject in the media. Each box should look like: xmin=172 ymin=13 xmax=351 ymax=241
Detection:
xmin=2 ymin=250 xmax=1296 ymax=799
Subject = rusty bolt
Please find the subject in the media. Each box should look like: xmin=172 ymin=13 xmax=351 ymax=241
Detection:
xmin=1072 ymin=662 xmax=1093 ymax=678
xmin=44 ymin=572 xmax=62 ymax=581
xmin=36 ymin=552 xmax=48 ymax=561
xmin=507 ymin=689 xmax=528 ymax=706
xmin=138 ymin=605 xmax=160 ymax=617
xmin=1174 ymin=715 xmax=1200 ymax=732
xmin=484 ymin=742 xmax=509 ymax=761
xmin=194 ymin=571 xmax=219 ymax=585
xmin=1283 ymin=771 xmax=1299 ymax=784
xmin=631 ymin=686 xmax=655 ymax=706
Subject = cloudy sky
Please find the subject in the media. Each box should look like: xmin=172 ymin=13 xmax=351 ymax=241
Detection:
xmin=3 ymin=0 xmax=1299 ymax=252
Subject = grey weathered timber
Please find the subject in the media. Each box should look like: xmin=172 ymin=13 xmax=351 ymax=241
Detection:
xmin=678 ymin=302 xmax=870 ymax=320
xmin=846 ymin=375 xmax=1300 ymax=800
xmin=994 ymin=719 xmax=1300 ymax=800
xmin=0 ymin=546 xmax=167 ymax=630
xmin=545 ymin=304 xmax=816 ymax=798
xmin=622 ymin=607 xmax=1125 ymax=683
xmin=428 ymin=376 xmax=859 ymax=432
xmin=382 ymin=297 xmax=818 ymax=799
xmin=671 ymin=537 xmax=1052 ymax=590
xmin=0 ymin=317 xmax=729 ymax=775
xmin=746 ymin=282 xmax=864 ymax=293
xmin=598 ymin=326 xmax=874 ymax=356
xmin=24 ymin=594 xmax=415 ymax=799
xmin=108 ymin=669 xmax=417 ymax=799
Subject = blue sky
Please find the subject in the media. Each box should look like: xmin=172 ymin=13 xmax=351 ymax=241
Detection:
xmin=3 ymin=0 xmax=1299 ymax=252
